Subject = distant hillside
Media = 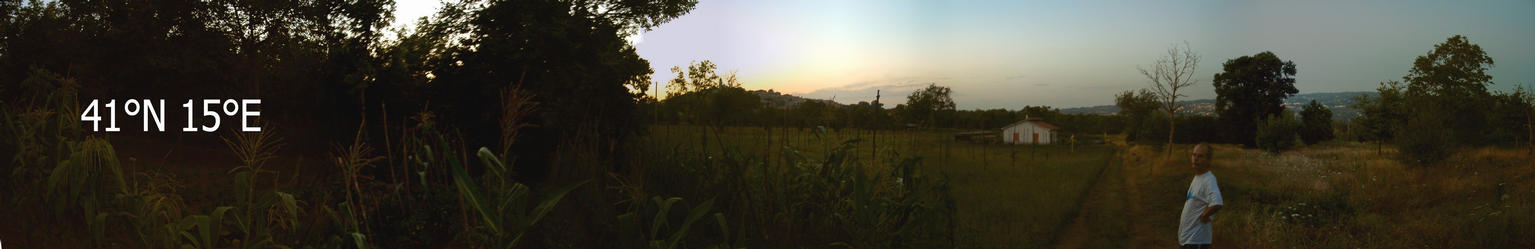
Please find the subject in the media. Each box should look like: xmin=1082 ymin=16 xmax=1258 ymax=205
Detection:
xmin=1060 ymin=91 xmax=1376 ymax=120
xmin=751 ymin=89 xmax=842 ymax=109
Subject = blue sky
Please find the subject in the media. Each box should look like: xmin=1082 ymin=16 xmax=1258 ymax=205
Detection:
xmin=396 ymin=0 xmax=1535 ymax=109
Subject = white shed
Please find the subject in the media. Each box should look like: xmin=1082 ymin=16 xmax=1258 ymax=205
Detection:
xmin=1000 ymin=118 xmax=1060 ymax=145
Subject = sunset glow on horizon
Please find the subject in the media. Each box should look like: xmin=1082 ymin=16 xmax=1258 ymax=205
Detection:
xmin=631 ymin=0 xmax=1535 ymax=109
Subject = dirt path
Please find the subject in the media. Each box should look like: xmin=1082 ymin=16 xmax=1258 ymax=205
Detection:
xmin=1051 ymin=151 xmax=1131 ymax=249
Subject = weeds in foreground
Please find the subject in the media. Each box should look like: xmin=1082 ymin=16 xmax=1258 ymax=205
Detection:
xmin=452 ymin=145 xmax=587 ymax=248
xmin=623 ymin=132 xmax=956 ymax=248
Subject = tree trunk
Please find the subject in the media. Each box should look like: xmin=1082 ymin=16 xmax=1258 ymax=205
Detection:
xmin=1165 ymin=106 xmax=1176 ymax=160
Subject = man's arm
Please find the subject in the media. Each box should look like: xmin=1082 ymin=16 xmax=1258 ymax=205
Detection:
xmin=1199 ymin=204 xmax=1222 ymax=223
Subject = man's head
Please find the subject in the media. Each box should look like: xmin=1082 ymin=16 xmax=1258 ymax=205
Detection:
xmin=1190 ymin=143 xmax=1212 ymax=173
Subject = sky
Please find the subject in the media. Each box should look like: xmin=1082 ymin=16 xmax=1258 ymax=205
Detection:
xmin=395 ymin=0 xmax=1535 ymax=109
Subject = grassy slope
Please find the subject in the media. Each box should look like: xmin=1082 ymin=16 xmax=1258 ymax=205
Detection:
xmin=1121 ymin=142 xmax=1535 ymax=249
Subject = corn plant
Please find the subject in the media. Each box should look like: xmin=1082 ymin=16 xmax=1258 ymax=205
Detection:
xmin=498 ymin=85 xmax=539 ymax=157
xmin=323 ymin=202 xmax=372 ymax=249
xmin=174 ymin=206 xmax=235 ymax=249
xmin=4 ymin=68 xmax=81 ymax=214
xmin=330 ymin=126 xmax=383 ymax=238
xmin=617 ymin=196 xmax=742 ymax=249
xmin=114 ymin=171 xmax=189 ymax=249
xmin=450 ymin=145 xmax=587 ymax=248
xmin=39 ymin=137 xmax=126 ymax=248
xmin=216 ymin=128 xmax=302 ymax=249
xmin=45 ymin=137 xmax=126 ymax=212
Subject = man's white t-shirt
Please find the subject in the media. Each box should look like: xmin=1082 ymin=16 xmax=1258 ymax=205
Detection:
xmin=1178 ymin=171 xmax=1222 ymax=245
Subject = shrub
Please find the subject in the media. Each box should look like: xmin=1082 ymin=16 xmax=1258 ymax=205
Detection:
xmin=1255 ymin=110 xmax=1300 ymax=152
xmin=1173 ymin=115 xmax=1222 ymax=143
xmin=1394 ymin=114 xmax=1452 ymax=166
xmin=1130 ymin=113 xmax=1168 ymax=144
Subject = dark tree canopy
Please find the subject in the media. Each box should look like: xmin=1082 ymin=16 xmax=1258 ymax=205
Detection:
xmin=1400 ymin=35 xmax=1497 ymax=146
xmin=0 ymin=0 xmax=394 ymax=148
xmin=1299 ymin=100 xmax=1334 ymax=145
xmin=903 ymin=83 xmax=955 ymax=127
xmin=1115 ymin=89 xmax=1160 ymax=139
xmin=1404 ymin=35 xmax=1494 ymax=100
xmin=1213 ymin=51 xmax=1298 ymax=145
xmin=417 ymin=0 xmax=697 ymax=181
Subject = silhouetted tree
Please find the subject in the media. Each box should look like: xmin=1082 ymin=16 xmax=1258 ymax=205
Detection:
xmin=1390 ymin=35 xmax=1497 ymax=165
xmin=422 ymin=0 xmax=696 ymax=180
xmin=1213 ymin=51 xmax=1298 ymax=145
xmin=1299 ymin=100 xmax=1334 ymax=145
xmin=1401 ymin=35 xmax=1496 ymax=146
xmin=1489 ymin=85 xmax=1534 ymax=146
xmin=903 ymin=83 xmax=955 ymax=128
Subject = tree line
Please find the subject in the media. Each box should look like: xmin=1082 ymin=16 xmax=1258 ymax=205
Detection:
xmin=642 ymin=60 xmax=1122 ymax=136
xmin=1117 ymin=36 xmax=1534 ymax=165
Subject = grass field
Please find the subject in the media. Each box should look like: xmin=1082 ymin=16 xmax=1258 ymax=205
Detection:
xmin=1118 ymin=142 xmax=1534 ymax=249
xmin=642 ymin=125 xmax=1117 ymax=248
xmin=6 ymin=121 xmax=1528 ymax=248
xmin=642 ymin=125 xmax=1534 ymax=248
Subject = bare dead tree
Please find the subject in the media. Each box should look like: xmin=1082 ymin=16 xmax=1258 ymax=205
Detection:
xmin=1139 ymin=41 xmax=1201 ymax=156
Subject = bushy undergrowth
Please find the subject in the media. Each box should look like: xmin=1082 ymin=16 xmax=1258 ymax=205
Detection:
xmin=1255 ymin=110 xmax=1300 ymax=153
xmin=1394 ymin=115 xmax=1453 ymax=166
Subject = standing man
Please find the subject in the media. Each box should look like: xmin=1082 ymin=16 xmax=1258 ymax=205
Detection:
xmin=1179 ymin=143 xmax=1223 ymax=249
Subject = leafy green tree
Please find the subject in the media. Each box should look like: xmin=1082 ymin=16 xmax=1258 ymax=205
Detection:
xmin=1401 ymin=35 xmax=1496 ymax=146
xmin=1390 ymin=35 xmax=1495 ymax=165
xmin=1213 ymin=51 xmax=1298 ymax=145
xmin=1018 ymin=105 xmax=1060 ymax=121
xmin=1351 ymin=81 xmax=1406 ymax=152
xmin=1172 ymin=115 xmax=1221 ymax=143
xmin=1299 ymin=100 xmax=1334 ymax=145
xmin=661 ymin=60 xmax=757 ymax=126
xmin=1 ymin=0 xmax=393 ymax=144
xmin=903 ymin=83 xmax=955 ymax=128
xmin=844 ymin=100 xmax=891 ymax=129
xmin=667 ymin=60 xmax=736 ymax=98
xmin=1133 ymin=112 xmax=1170 ymax=145
xmin=794 ymin=100 xmax=835 ymax=128
xmin=1114 ymin=89 xmax=1160 ymax=140
xmin=980 ymin=109 xmax=1016 ymax=129
xmin=1255 ymin=110 xmax=1300 ymax=153
xmin=704 ymin=87 xmax=760 ymax=126
xmin=422 ymin=0 xmax=696 ymax=180
xmin=1490 ymin=85 xmax=1534 ymax=146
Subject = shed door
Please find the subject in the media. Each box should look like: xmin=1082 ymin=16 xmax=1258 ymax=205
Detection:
xmin=1033 ymin=133 xmax=1039 ymax=143
xmin=1013 ymin=133 xmax=1018 ymax=143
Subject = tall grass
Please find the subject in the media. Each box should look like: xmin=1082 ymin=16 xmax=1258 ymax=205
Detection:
xmin=1120 ymin=142 xmax=1534 ymax=248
